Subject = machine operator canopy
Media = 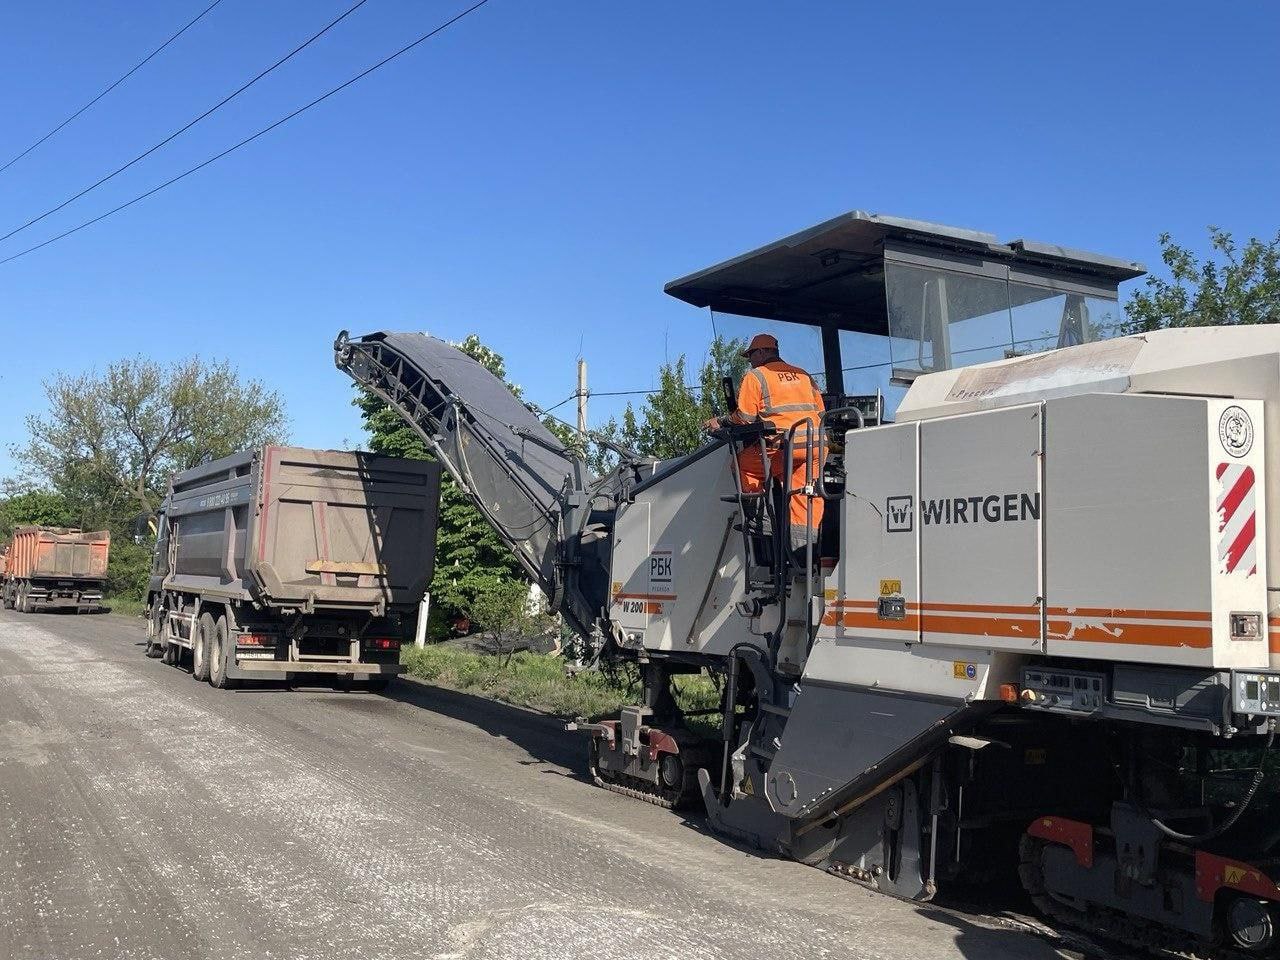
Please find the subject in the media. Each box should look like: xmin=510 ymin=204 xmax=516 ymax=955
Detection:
xmin=664 ymin=211 xmax=1145 ymax=402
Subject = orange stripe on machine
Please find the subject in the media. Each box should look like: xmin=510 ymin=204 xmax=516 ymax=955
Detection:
xmin=820 ymin=600 xmax=1214 ymax=648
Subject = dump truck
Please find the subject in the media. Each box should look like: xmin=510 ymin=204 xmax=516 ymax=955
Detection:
xmin=336 ymin=210 xmax=1280 ymax=958
xmin=145 ymin=445 xmax=440 ymax=691
xmin=1 ymin=525 xmax=110 ymax=613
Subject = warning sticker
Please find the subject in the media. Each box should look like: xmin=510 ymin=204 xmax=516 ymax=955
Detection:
xmin=880 ymin=579 xmax=903 ymax=597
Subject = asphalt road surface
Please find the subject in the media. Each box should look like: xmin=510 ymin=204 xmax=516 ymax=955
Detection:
xmin=0 ymin=608 xmax=1084 ymax=960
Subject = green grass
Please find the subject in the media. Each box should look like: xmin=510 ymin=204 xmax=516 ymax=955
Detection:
xmin=399 ymin=643 xmax=721 ymax=724
xmin=105 ymin=595 xmax=148 ymax=618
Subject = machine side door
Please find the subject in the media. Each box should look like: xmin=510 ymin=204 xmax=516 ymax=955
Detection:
xmin=828 ymin=421 xmax=921 ymax=644
xmin=918 ymin=404 xmax=1043 ymax=652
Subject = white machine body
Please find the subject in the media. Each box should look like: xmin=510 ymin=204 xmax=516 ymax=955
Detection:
xmin=609 ymin=327 xmax=1280 ymax=699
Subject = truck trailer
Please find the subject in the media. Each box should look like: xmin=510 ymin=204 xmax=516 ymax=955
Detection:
xmin=145 ymin=445 xmax=440 ymax=690
xmin=336 ymin=210 xmax=1280 ymax=958
xmin=1 ymin=525 xmax=110 ymax=613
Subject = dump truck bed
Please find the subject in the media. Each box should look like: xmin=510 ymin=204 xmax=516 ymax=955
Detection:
xmin=4 ymin=527 xmax=110 ymax=581
xmin=164 ymin=445 xmax=439 ymax=614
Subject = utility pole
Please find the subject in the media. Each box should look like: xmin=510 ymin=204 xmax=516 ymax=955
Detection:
xmin=576 ymin=357 xmax=588 ymax=440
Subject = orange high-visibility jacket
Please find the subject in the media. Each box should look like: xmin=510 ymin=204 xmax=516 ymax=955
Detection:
xmin=732 ymin=359 xmax=825 ymax=443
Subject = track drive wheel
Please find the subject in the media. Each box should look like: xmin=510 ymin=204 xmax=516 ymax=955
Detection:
xmin=193 ymin=612 xmax=213 ymax=681
xmin=1225 ymin=895 xmax=1280 ymax=955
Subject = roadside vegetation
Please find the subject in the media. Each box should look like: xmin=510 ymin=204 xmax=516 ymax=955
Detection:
xmin=399 ymin=642 xmax=720 ymax=723
xmin=1 ymin=357 xmax=287 ymax=610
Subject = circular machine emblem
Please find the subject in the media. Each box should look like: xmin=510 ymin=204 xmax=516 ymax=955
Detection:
xmin=965 ymin=664 xmax=977 ymax=680
xmin=1219 ymin=406 xmax=1255 ymax=458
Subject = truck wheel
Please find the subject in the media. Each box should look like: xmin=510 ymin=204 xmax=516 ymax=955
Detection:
xmin=2 ymin=586 xmax=12 ymax=610
xmin=144 ymin=600 xmax=164 ymax=658
xmin=368 ymin=674 xmax=393 ymax=694
xmin=17 ymin=583 xmax=30 ymax=614
xmin=193 ymin=612 xmax=213 ymax=682
xmin=209 ymin=616 xmax=236 ymax=690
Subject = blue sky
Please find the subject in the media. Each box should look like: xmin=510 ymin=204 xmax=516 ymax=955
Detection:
xmin=0 ymin=1 xmax=1277 ymax=480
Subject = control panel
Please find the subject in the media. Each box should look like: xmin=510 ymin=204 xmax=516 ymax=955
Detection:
xmin=1233 ymin=671 xmax=1280 ymax=716
xmin=1021 ymin=667 xmax=1107 ymax=714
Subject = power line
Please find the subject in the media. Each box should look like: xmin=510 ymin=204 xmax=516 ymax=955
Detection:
xmin=590 ymin=386 xmax=707 ymax=397
xmin=0 ymin=0 xmax=372 ymax=246
xmin=538 ymin=392 xmax=578 ymax=414
xmin=0 ymin=0 xmax=226 ymax=176
xmin=0 ymin=0 xmax=491 ymax=267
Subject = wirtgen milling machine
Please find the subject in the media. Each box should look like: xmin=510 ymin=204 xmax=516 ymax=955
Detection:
xmin=336 ymin=211 xmax=1280 ymax=957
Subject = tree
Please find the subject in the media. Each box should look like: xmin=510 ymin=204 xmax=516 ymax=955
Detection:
xmin=467 ymin=575 xmax=553 ymax=666
xmin=355 ymin=335 xmax=525 ymax=634
xmin=0 ymin=489 xmax=76 ymax=540
xmin=1126 ymin=228 xmax=1280 ymax=331
xmin=14 ymin=356 xmax=288 ymax=525
xmin=609 ymin=335 xmax=748 ymax=459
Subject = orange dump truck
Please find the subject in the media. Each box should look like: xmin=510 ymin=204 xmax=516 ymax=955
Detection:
xmin=1 ymin=526 xmax=110 ymax=613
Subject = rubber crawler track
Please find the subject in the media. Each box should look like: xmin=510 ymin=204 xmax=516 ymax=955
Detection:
xmin=1018 ymin=835 xmax=1270 ymax=960
xmin=590 ymin=772 xmax=677 ymax=809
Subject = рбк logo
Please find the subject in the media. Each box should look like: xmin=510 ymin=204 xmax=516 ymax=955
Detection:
xmin=886 ymin=496 xmax=913 ymax=533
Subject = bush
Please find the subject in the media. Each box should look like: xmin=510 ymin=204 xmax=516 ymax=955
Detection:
xmin=106 ymin=538 xmax=152 ymax=602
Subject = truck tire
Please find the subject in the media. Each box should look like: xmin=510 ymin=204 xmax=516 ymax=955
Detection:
xmin=17 ymin=583 xmax=31 ymax=614
xmin=144 ymin=599 xmax=163 ymax=657
xmin=2 ymin=585 xmax=12 ymax=610
xmin=193 ymin=612 xmax=213 ymax=682
xmin=209 ymin=615 xmax=236 ymax=690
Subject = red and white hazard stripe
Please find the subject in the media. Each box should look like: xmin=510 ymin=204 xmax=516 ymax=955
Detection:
xmin=1216 ymin=462 xmax=1257 ymax=576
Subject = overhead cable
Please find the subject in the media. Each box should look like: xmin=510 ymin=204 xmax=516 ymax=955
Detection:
xmin=0 ymin=0 xmax=490 ymax=266
xmin=0 ymin=0 xmax=372 ymax=245
xmin=0 ymin=0 xmax=226 ymax=176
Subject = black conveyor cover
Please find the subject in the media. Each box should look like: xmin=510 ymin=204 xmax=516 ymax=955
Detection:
xmin=334 ymin=331 xmax=579 ymax=602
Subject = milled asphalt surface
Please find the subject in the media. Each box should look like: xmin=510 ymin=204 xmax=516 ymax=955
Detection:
xmin=0 ymin=608 xmax=1082 ymax=960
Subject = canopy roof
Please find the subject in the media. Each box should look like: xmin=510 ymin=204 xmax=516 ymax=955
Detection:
xmin=663 ymin=211 xmax=1146 ymax=335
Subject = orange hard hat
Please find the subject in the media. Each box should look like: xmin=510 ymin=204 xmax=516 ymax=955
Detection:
xmin=742 ymin=333 xmax=779 ymax=357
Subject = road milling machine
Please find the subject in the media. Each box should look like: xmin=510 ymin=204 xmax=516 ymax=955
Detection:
xmin=336 ymin=211 xmax=1280 ymax=957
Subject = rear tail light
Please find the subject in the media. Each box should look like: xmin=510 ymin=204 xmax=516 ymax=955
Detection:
xmin=238 ymin=633 xmax=271 ymax=646
xmin=365 ymin=637 xmax=400 ymax=650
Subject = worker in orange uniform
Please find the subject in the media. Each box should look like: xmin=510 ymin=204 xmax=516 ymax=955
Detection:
xmin=704 ymin=333 xmax=826 ymax=547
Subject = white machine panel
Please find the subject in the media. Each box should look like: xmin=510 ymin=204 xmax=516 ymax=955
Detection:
xmin=918 ymin=405 xmax=1043 ymax=652
xmin=834 ymin=392 xmax=1268 ymax=673
xmin=825 ymin=421 xmax=920 ymax=644
xmin=1043 ymin=394 xmax=1268 ymax=670
xmin=609 ymin=446 xmax=753 ymax=657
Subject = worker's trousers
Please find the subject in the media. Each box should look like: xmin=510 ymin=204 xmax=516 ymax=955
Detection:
xmin=736 ymin=443 xmax=824 ymax=536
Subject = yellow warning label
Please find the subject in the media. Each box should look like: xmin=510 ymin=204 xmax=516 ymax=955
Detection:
xmin=880 ymin=579 xmax=902 ymax=597
xmin=1224 ymin=865 xmax=1249 ymax=885
xmin=824 ymin=588 xmax=837 ymax=601
xmin=611 ymin=581 xmax=622 ymax=596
